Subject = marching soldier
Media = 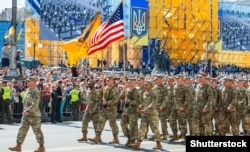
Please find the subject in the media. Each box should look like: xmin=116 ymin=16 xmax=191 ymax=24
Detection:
xmin=153 ymin=74 xmax=168 ymax=140
xmin=77 ymin=80 xmax=101 ymax=142
xmin=210 ymin=78 xmax=222 ymax=135
xmin=184 ymin=77 xmax=195 ymax=136
xmin=193 ymin=72 xmax=214 ymax=136
xmin=172 ymin=74 xmax=189 ymax=142
xmin=131 ymin=80 xmax=162 ymax=150
xmin=120 ymin=78 xmax=140 ymax=146
xmin=88 ymin=76 xmax=120 ymax=144
xmin=9 ymin=76 xmax=45 ymax=152
xmin=236 ymin=79 xmax=247 ymax=134
xmin=217 ymin=77 xmax=239 ymax=136
xmin=243 ymin=106 xmax=250 ymax=136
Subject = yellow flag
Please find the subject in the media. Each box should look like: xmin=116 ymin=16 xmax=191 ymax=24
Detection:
xmin=62 ymin=13 xmax=101 ymax=65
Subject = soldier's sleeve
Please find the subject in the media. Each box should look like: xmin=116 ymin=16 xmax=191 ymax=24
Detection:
xmin=183 ymin=86 xmax=190 ymax=108
xmin=204 ymin=85 xmax=213 ymax=111
xmin=107 ymin=87 xmax=119 ymax=106
xmin=217 ymin=88 xmax=222 ymax=108
xmin=26 ymin=90 xmax=41 ymax=113
xmin=120 ymin=90 xmax=125 ymax=100
xmin=129 ymin=89 xmax=140 ymax=106
xmin=229 ymin=88 xmax=238 ymax=108
xmin=160 ymin=87 xmax=168 ymax=108
xmin=91 ymin=91 xmax=101 ymax=112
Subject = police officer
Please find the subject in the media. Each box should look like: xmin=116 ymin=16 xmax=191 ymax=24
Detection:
xmin=77 ymin=79 xmax=101 ymax=142
xmin=88 ymin=76 xmax=120 ymax=144
xmin=9 ymin=76 xmax=45 ymax=152
xmin=0 ymin=80 xmax=12 ymax=124
xmin=120 ymin=77 xmax=140 ymax=146
xmin=70 ymin=84 xmax=81 ymax=121
xmin=131 ymin=80 xmax=162 ymax=150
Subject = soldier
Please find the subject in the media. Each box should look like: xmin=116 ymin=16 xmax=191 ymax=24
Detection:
xmin=163 ymin=77 xmax=179 ymax=141
xmin=131 ymin=80 xmax=162 ymax=150
xmin=0 ymin=80 xmax=12 ymax=124
xmin=236 ymin=79 xmax=247 ymax=134
xmin=120 ymin=78 xmax=140 ymax=146
xmin=9 ymin=76 xmax=45 ymax=152
xmin=88 ymin=76 xmax=120 ymax=144
xmin=243 ymin=106 xmax=250 ymax=136
xmin=184 ymin=77 xmax=196 ymax=136
xmin=217 ymin=77 xmax=239 ymax=136
xmin=210 ymin=78 xmax=222 ymax=135
xmin=152 ymin=74 xmax=168 ymax=140
xmin=193 ymin=72 xmax=214 ymax=136
xmin=69 ymin=84 xmax=81 ymax=121
xmin=171 ymin=74 xmax=189 ymax=142
xmin=77 ymin=80 xmax=101 ymax=142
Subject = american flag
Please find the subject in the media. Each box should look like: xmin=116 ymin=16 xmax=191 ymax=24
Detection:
xmin=88 ymin=2 xmax=124 ymax=55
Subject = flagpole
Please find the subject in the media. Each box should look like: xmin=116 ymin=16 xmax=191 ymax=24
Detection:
xmin=5 ymin=0 xmax=19 ymax=79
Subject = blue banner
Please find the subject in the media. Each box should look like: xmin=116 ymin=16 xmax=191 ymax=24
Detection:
xmin=123 ymin=0 xmax=131 ymax=39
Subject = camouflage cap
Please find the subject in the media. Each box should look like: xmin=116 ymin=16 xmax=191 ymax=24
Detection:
xmin=127 ymin=77 xmax=137 ymax=83
xmin=138 ymin=75 xmax=145 ymax=80
xmin=198 ymin=72 xmax=207 ymax=77
xmin=26 ymin=76 xmax=37 ymax=82
xmin=155 ymin=74 xmax=164 ymax=78
xmin=175 ymin=74 xmax=184 ymax=79
xmin=144 ymin=80 xmax=153 ymax=86
xmin=184 ymin=77 xmax=192 ymax=80
xmin=88 ymin=79 xmax=96 ymax=85
xmin=106 ymin=75 xmax=114 ymax=81
xmin=168 ymin=77 xmax=175 ymax=81
xmin=210 ymin=78 xmax=218 ymax=82
xmin=223 ymin=77 xmax=233 ymax=81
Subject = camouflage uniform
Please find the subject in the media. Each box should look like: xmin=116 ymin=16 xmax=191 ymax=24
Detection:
xmin=236 ymin=81 xmax=247 ymax=133
xmin=243 ymin=107 xmax=250 ymax=136
xmin=152 ymin=75 xmax=168 ymax=139
xmin=217 ymin=78 xmax=239 ymax=136
xmin=131 ymin=80 xmax=162 ymax=150
xmin=172 ymin=74 xmax=190 ymax=142
xmin=79 ymin=82 xmax=101 ymax=141
xmin=193 ymin=73 xmax=214 ymax=136
xmin=120 ymin=79 xmax=140 ymax=146
xmin=212 ymin=83 xmax=222 ymax=135
xmin=9 ymin=77 xmax=45 ymax=152
xmin=88 ymin=76 xmax=120 ymax=144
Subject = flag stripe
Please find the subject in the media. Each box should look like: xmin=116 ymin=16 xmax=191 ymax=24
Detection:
xmin=88 ymin=2 xmax=124 ymax=55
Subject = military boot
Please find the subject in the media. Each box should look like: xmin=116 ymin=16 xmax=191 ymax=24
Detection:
xmin=109 ymin=134 xmax=119 ymax=144
xmin=125 ymin=136 xmax=130 ymax=146
xmin=131 ymin=140 xmax=141 ymax=150
xmin=161 ymin=133 xmax=167 ymax=140
xmin=88 ymin=135 xmax=101 ymax=144
xmin=152 ymin=141 xmax=162 ymax=149
xmin=34 ymin=144 xmax=45 ymax=152
xmin=180 ymin=135 xmax=186 ymax=143
xmin=9 ymin=144 xmax=21 ymax=151
xmin=169 ymin=133 xmax=179 ymax=141
xmin=77 ymin=133 xmax=88 ymax=141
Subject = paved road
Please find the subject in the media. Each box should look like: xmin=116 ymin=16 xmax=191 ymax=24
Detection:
xmin=1 ymin=120 xmax=185 ymax=152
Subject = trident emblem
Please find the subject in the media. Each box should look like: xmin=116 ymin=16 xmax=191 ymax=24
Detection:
xmin=132 ymin=8 xmax=147 ymax=37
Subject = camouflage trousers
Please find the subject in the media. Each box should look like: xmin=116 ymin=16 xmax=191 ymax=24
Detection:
xmin=187 ymin=109 xmax=194 ymax=135
xmin=16 ymin=116 xmax=44 ymax=145
xmin=95 ymin=109 xmax=119 ymax=136
xmin=158 ymin=109 xmax=169 ymax=135
xmin=170 ymin=109 xmax=187 ymax=135
xmin=238 ymin=108 xmax=246 ymax=131
xmin=81 ymin=112 xmax=100 ymax=134
xmin=138 ymin=114 xmax=161 ymax=141
xmin=217 ymin=111 xmax=239 ymax=136
xmin=212 ymin=110 xmax=220 ymax=134
xmin=192 ymin=110 xmax=213 ymax=136
xmin=120 ymin=112 xmax=138 ymax=142
xmin=243 ymin=113 xmax=250 ymax=136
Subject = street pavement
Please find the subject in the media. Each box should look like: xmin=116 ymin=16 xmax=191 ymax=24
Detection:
xmin=0 ymin=119 xmax=186 ymax=152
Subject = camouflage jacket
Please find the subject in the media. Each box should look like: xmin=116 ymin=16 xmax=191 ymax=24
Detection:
xmin=221 ymin=86 xmax=237 ymax=111
xmin=195 ymin=83 xmax=214 ymax=112
xmin=152 ymin=84 xmax=168 ymax=108
xmin=141 ymin=89 xmax=158 ymax=115
xmin=120 ymin=87 xmax=140 ymax=113
xmin=86 ymin=88 xmax=101 ymax=113
xmin=23 ymin=88 xmax=41 ymax=117
xmin=236 ymin=87 xmax=247 ymax=109
xmin=102 ymin=86 xmax=119 ymax=110
xmin=173 ymin=84 xmax=190 ymax=110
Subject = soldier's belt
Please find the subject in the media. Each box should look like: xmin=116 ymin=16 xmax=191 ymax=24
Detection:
xmin=103 ymin=105 xmax=112 ymax=108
